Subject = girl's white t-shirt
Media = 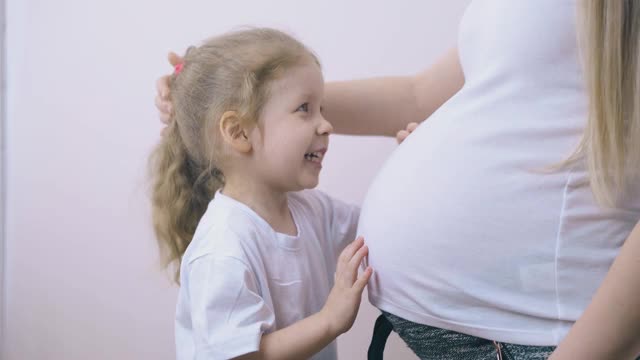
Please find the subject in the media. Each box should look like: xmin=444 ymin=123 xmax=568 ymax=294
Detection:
xmin=175 ymin=190 xmax=359 ymax=360
xmin=358 ymin=0 xmax=640 ymax=346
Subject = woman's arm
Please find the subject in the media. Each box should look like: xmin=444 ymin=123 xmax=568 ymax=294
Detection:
xmin=550 ymin=220 xmax=640 ymax=359
xmin=323 ymin=47 xmax=464 ymax=137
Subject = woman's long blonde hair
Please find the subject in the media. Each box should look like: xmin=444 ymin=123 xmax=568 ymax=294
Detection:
xmin=575 ymin=0 xmax=640 ymax=206
xmin=149 ymin=28 xmax=318 ymax=283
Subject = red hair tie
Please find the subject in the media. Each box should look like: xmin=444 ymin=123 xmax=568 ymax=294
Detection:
xmin=174 ymin=62 xmax=184 ymax=75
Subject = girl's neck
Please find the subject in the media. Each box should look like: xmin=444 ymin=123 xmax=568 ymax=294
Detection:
xmin=221 ymin=180 xmax=297 ymax=236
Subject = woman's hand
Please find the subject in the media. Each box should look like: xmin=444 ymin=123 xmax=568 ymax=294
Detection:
xmin=396 ymin=122 xmax=419 ymax=144
xmin=155 ymin=52 xmax=183 ymax=135
xmin=320 ymin=236 xmax=373 ymax=336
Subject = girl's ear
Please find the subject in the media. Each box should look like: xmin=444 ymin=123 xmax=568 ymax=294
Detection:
xmin=219 ymin=111 xmax=252 ymax=153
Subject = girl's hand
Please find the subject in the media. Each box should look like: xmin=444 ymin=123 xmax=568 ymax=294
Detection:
xmin=155 ymin=52 xmax=183 ymax=135
xmin=320 ymin=237 xmax=373 ymax=336
xmin=395 ymin=122 xmax=419 ymax=144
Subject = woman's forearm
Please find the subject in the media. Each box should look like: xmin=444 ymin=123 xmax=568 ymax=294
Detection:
xmin=550 ymin=220 xmax=640 ymax=359
xmin=323 ymin=47 xmax=464 ymax=137
xmin=324 ymin=76 xmax=421 ymax=136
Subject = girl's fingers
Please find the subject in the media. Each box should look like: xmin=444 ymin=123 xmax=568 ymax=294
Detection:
xmin=338 ymin=237 xmax=364 ymax=267
xmin=336 ymin=237 xmax=365 ymax=283
xmin=354 ymin=266 xmax=373 ymax=292
xmin=347 ymin=244 xmax=369 ymax=281
xmin=407 ymin=122 xmax=419 ymax=132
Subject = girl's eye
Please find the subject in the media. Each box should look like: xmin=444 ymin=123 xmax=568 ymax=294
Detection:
xmin=296 ymin=103 xmax=309 ymax=112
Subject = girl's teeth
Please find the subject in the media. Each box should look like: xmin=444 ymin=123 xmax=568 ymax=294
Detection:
xmin=305 ymin=152 xmax=323 ymax=163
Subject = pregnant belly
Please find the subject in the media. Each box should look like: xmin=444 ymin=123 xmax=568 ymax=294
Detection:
xmin=356 ymin=121 xmax=561 ymax=316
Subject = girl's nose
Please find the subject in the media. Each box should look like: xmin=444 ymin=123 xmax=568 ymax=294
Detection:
xmin=317 ymin=115 xmax=334 ymax=135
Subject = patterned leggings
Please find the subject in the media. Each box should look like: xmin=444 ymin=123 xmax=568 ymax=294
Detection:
xmin=370 ymin=311 xmax=640 ymax=360
xmin=369 ymin=311 xmax=555 ymax=360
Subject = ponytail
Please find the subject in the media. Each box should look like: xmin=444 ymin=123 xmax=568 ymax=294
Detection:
xmin=149 ymin=121 xmax=223 ymax=284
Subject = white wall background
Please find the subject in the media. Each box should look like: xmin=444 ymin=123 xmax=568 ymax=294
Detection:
xmin=0 ymin=0 xmax=5 ymax=353
xmin=3 ymin=0 xmax=470 ymax=359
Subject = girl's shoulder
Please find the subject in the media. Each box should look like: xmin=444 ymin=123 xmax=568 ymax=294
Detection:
xmin=288 ymin=189 xmax=361 ymax=228
xmin=288 ymin=189 xmax=337 ymax=219
xmin=288 ymin=189 xmax=347 ymax=211
xmin=183 ymin=224 xmax=252 ymax=268
xmin=288 ymin=188 xmax=327 ymax=205
xmin=184 ymin=200 xmax=265 ymax=269
xmin=290 ymin=189 xmax=360 ymax=211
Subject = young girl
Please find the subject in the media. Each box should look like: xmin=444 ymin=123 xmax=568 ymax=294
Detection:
xmin=156 ymin=2 xmax=640 ymax=359
xmin=149 ymin=28 xmax=372 ymax=360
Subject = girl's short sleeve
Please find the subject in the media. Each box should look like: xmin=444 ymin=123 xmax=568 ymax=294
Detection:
xmin=187 ymin=255 xmax=274 ymax=360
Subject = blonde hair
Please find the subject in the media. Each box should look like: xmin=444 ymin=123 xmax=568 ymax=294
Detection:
xmin=572 ymin=0 xmax=640 ymax=206
xmin=149 ymin=28 xmax=319 ymax=283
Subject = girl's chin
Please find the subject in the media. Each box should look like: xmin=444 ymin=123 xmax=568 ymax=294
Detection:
xmin=300 ymin=176 xmax=320 ymax=190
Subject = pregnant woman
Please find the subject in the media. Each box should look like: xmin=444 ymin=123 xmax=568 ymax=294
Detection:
xmin=155 ymin=1 xmax=640 ymax=358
